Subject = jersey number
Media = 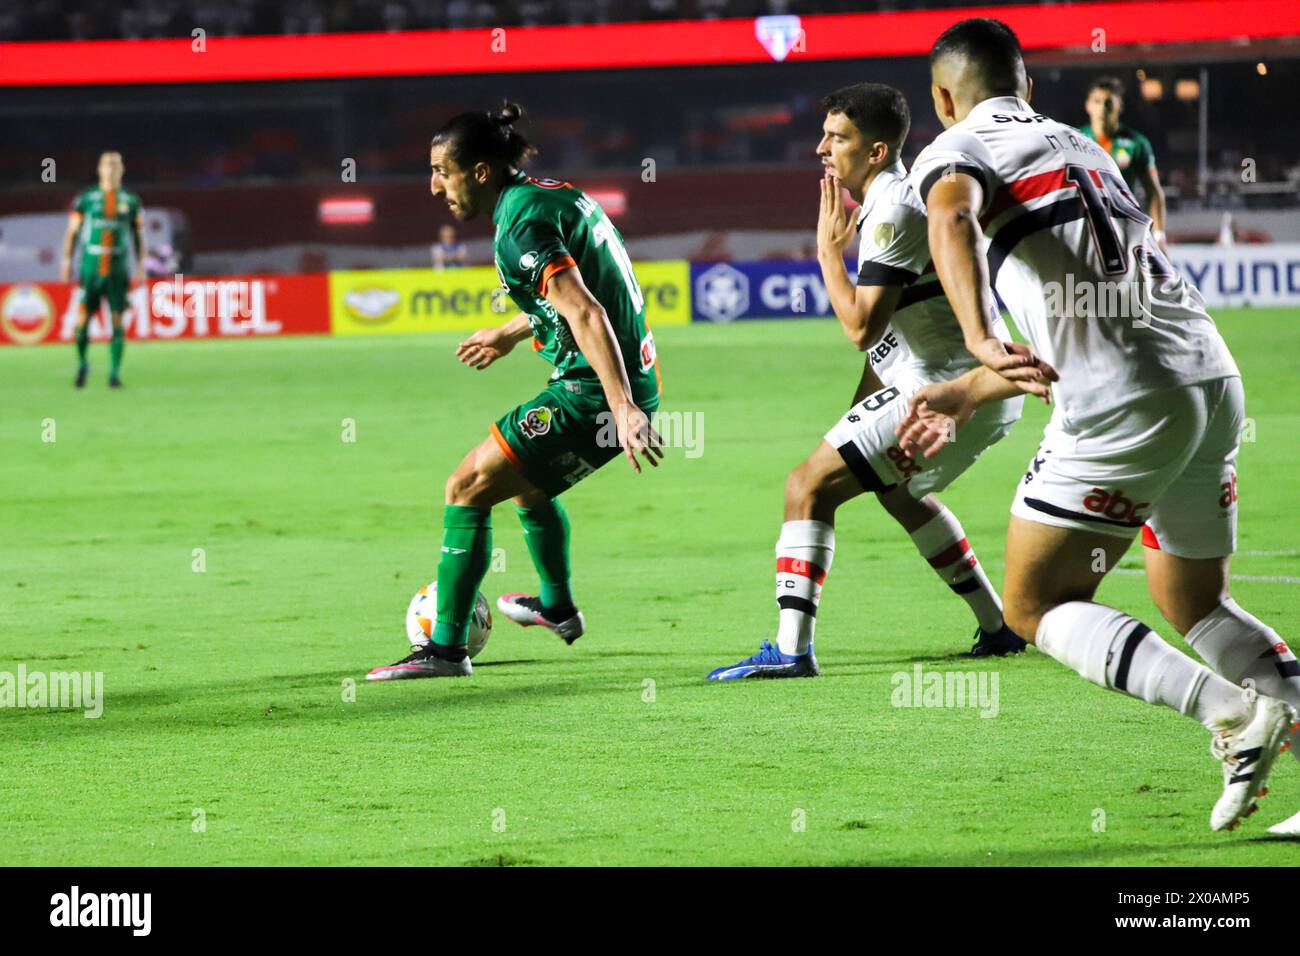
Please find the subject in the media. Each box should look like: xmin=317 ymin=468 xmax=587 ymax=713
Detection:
xmin=1063 ymin=164 xmax=1149 ymax=276
xmin=590 ymin=217 xmax=644 ymax=313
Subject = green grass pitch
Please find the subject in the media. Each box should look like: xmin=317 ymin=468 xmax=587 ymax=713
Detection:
xmin=2 ymin=309 xmax=1298 ymax=866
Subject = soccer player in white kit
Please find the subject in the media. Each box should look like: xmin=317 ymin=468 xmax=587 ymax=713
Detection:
xmin=707 ymin=82 xmax=1035 ymax=681
xmin=897 ymin=18 xmax=1300 ymax=832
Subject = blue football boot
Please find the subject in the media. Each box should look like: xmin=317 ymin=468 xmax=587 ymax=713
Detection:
xmin=707 ymin=639 xmax=820 ymax=681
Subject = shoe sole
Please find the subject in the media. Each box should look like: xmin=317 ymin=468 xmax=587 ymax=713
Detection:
xmin=708 ymin=667 xmax=819 ymax=681
xmin=365 ymin=663 xmax=470 ymax=681
xmin=969 ymin=641 xmax=1026 ymax=658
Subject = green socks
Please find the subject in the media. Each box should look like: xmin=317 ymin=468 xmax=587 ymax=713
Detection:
xmin=517 ymin=498 xmax=574 ymax=611
xmin=75 ymin=322 xmax=90 ymax=368
xmin=432 ymin=505 xmax=493 ymax=647
xmin=77 ymin=323 xmax=125 ymax=377
xmin=109 ymin=326 xmax=125 ymax=377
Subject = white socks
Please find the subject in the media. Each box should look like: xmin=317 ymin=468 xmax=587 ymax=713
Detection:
xmin=1186 ymin=598 xmax=1300 ymax=757
xmin=1037 ymin=601 xmax=1251 ymax=732
xmin=908 ymin=507 xmax=1004 ymax=634
xmin=775 ymin=520 xmax=834 ymax=656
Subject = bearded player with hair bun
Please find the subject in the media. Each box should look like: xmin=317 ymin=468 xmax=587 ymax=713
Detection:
xmin=368 ymin=102 xmax=664 ymax=681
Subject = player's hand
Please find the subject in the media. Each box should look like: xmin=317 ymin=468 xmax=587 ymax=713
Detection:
xmin=817 ymin=173 xmax=855 ymax=260
xmin=456 ymin=327 xmax=516 ymax=370
xmin=616 ymin=403 xmax=664 ymax=473
xmin=132 ymin=265 xmax=146 ymax=285
xmin=967 ymin=337 xmax=1057 ymax=390
xmin=895 ymin=381 xmax=975 ymax=460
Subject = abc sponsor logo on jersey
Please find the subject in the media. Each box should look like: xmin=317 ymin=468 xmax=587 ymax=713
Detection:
xmin=691 ymin=260 xmax=838 ymax=323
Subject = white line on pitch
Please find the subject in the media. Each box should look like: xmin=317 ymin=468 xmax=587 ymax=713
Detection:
xmin=1107 ymin=568 xmax=1300 ymax=585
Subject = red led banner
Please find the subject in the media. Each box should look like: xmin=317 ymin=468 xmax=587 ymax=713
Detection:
xmin=0 ymin=1 xmax=1296 ymax=87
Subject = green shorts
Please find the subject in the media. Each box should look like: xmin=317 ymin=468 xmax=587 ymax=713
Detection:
xmin=80 ymin=269 xmax=130 ymax=314
xmin=491 ymin=375 xmax=660 ymax=498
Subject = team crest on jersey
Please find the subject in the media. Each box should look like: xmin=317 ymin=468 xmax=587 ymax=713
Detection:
xmin=873 ymin=222 xmax=896 ymax=249
xmin=519 ymin=406 xmax=554 ymax=439
xmin=1115 ymin=148 xmax=1132 ymax=169
xmin=520 ymin=252 xmax=538 ymax=270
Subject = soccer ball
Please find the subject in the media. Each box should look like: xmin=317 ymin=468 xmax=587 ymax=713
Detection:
xmin=405 ymin=582 xmax=492 ymax=659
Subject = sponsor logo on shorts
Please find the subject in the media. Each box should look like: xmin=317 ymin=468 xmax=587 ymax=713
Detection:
xmin=886 ymin=445 xmax=922 ymax=479
xmin=519 ymin=406 xmax=554 ymax=439
xmin=1219 ymin=475 xmax=1238 ymax=509
xmin=1082 ymin=487 xmax=1150 ymax=525
xmin=555 ymin=453 xmax=595 ymax=487
xmin=1023 ymin=448 xmax=1047 ymax=485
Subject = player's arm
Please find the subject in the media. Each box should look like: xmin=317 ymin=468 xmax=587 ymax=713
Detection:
xmin=895 ymin=364 xmax=1045 ymax=460
xmin=59 ymin=211 xmax=82 ymax=283
xmin=925 ymin=173 xmax=1053 ymax=384
xmin=543 ymin=266 xmax=663 ymax=473
xmin=455 ymin=312 xmax=533 ymax=370
xmin=1137 ymin=163 xmax=1168 ymax=250
xmin=816 ymin=173 xmax=902 ymax=351
xmin=131 ymin=206 xmax=147 ymax=283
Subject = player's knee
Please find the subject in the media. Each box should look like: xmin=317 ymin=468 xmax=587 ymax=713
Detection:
xmin=784 ymin=462 xmax=819 ymax=511
xmin=445 ymin=466 xmax=487 ymax=507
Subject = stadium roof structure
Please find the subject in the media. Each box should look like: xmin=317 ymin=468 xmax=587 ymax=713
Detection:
xmin=2 ymin=0 xmax=1297 ymax=86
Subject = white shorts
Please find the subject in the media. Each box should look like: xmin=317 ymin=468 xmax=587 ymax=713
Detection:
xmin=1010 ymin=376 xmax=1243 ymax=558
xmin=825 ymin=375 xmax=1023 ymax=499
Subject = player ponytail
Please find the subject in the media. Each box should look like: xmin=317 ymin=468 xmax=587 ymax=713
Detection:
xmin=432 ymin=101 xmax=537 ymax=173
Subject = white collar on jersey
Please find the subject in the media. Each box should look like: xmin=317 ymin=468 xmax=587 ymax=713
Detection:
xmin=856 ymin=158 xmax=908 ymax=228
xmin=964 ymin=95 xmax=1034 ymax=123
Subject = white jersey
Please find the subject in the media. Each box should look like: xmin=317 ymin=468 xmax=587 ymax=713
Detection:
xmin=910 ymin=96 xmax=1238 ymax=419
xmin=855 ymin=160 xmax=1012 ymax=385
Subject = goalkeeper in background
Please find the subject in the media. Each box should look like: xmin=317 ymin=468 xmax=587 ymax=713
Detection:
xmin=59 ymin=151 xmax=146 ymax=388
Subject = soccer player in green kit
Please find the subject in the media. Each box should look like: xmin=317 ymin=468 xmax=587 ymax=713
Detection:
xmin=1079 ymin=76 xmax=1168 ymax=249
xmin=59 ymin=151 xmax=146 ymax=388
xmin=367 ymin=103 xmax=663 ymax=681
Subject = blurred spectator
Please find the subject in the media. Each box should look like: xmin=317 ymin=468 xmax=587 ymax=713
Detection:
xmin=432 ymin=224 xmax=469 ymax=269
xmin=144 ymin=242 xmax=182 ymax=277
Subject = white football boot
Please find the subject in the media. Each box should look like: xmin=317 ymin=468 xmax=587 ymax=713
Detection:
xmin=1210 ymin=696 xmax=1296 ymax=831
xmin=496 ymin=593 xmax=585 ymax=645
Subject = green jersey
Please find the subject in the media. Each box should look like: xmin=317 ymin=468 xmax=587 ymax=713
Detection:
xmin=72 ymin=186 xmax=142 ymax=281
xmin=492 ymin=171 xmax=658 ymax=405
xmin=1077 ymin=124 xmax=1156 ymax=194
